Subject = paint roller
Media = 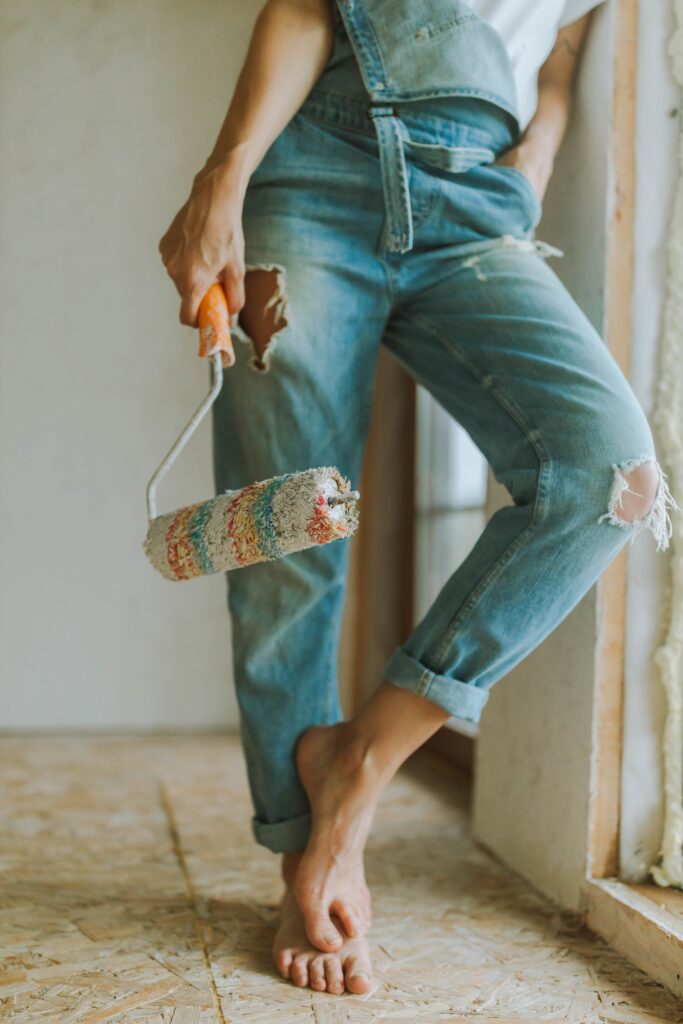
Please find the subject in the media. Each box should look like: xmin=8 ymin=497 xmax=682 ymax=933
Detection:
xmin=143 ymin=284 xmax=360 ymax=581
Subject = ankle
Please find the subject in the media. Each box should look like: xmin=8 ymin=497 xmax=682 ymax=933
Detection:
xmin=335 ymin=721 xmax=397 ymax=789
xmin=281 ymin=849 xmax=304 ymax=886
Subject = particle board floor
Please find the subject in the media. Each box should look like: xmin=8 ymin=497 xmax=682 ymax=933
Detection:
xmin=1 ymin=737 xmax=682 ymax=1024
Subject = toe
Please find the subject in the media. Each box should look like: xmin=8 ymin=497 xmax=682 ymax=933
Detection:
xmin=344 ymin=955 xmax=373 ymax=994
xmin=324 ymin=955 xmax=345 ymax=995
xmin=309 ymin=954 xmax=327 ymax=991
xmin=291 ymin=953 xmax=310 ymax=988
xmin=275 ymin=948 xmax=293 ymax=979
xmin=303 ymin=910 xmax=343 ymax=952
xmin=331 ymin=900 xmax=365 ymax=939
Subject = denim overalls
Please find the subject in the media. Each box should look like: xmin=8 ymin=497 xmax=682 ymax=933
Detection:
xmin=334 ymin=0 xmax=520 ymax=252
xmin=212 ymin=0 xmax=677 ymax=853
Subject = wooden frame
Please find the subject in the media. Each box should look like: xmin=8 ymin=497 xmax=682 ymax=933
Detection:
xmin=342 ymin=347 xmax=416 ymax=715
xmin=581 ymin=0 xmax=683 ymax=1000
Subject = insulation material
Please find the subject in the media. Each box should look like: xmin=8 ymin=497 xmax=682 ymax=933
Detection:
xmin=650 ymin=2 xmax=683 ymax=889
xmin=143 ymin=466 xmax=359 ymax=581
xmin=1 ymin=736 xmax=681 ymax=1022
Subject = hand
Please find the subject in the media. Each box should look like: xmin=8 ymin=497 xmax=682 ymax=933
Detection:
xmin=159 ymin=159 xmax=247 ymax=327
xmin=493 ymin=140 xmax=554 ymax=205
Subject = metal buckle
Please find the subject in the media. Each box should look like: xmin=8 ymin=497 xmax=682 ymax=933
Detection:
xmin=366 ymin=102 xmax=399 ymax=119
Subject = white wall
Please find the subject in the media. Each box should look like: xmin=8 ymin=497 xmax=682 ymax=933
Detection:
xmin=0 ymin=2 xmax=259 ymax=729
xmin=620 ymin=0 xmax=679 ymax=881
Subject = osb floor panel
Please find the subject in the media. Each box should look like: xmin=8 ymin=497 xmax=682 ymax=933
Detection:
xmin=1 ymin=737 xmax=682 ymax=1024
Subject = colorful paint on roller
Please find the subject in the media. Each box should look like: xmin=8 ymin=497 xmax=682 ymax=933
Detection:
xmin=144 ymin=466 xmax=359 ymax=581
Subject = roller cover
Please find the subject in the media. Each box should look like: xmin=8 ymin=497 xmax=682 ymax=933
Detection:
xmin=144 ymin=466 xmax=359 ymax=581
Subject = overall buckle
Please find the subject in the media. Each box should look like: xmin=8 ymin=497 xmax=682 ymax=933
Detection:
xmin=367 ymin=102 xmax=399 ymax=119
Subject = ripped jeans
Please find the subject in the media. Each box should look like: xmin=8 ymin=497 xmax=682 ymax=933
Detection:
xmin=211 ymin=85 xmax=678 ymax=853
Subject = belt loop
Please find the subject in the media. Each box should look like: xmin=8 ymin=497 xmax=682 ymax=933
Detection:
xmin=367 ymin=104 xmax=414 ymax=254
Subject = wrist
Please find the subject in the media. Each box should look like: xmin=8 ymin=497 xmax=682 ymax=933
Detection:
xmin=198 ymin=142 xmax=258 ymax=199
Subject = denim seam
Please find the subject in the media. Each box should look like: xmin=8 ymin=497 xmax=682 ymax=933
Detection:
xmin=400 ymin=112 xmax=507 ymax=149
xmin=431 ymin=518 xmax=540 ymax=673
xmin=416 ymin=663 xmax=433 ymax=697
xmin=373 ymin=116 xmax=398 ymax=248
xmin=387 ymin=115 xmax=413 ymax=245
xmin=252 ymin=810 xmax=313 ymax=852
xmin=376 ymin=88 xmax=519 ymax=126
xmin=359 ymin=338 xmax=385 ymax=433
xmin=299 ymin=93 xmax=508 ymax=149
xmin=414 ymin=311 xmax=554 ymax=522
xmin=405 ymin=165 xmax=439 ymax=230
xmin=420 ymin=673 xmax=483 ymax=715
xmin=388 ymin=647 xmax=489 ymax=719
xmin=300 ymin=107 xmax=376 ymax=141
xmin=337 ymin=0 xmax=386 ymax=95
xmin=411 ymin=312 xmax=554 ymax=672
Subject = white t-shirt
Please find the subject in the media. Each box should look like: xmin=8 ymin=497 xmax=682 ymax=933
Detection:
xmin=467 ymin=0 xmax=607 ymax=129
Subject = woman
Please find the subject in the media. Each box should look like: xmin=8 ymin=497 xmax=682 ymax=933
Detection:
xmin=159 ymin=0 xmax=678 ymax=997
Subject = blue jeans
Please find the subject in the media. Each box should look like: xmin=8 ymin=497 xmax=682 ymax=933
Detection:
xmin=212 ymin=73 xmax=674 ymax=853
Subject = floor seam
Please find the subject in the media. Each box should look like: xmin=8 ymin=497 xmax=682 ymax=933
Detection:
xmin=159 ymin=780 xmax=228 ymax=1024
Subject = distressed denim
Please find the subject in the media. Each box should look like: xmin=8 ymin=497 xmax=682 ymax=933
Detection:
xmin=212 ymin=64 xmax=677 ymax=853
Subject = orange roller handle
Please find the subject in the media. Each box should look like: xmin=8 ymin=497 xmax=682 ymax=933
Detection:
xmin=198 ymin=283 xmax=235 ymax=368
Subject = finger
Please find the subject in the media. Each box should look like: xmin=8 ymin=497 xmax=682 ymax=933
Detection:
xmin=164 ymin=254 xmax=180 ymax=282
xmin=221 ymin=263 xmax=245 ymax=320
xmin=178 ymin=276 xmax=211 ymax=328
xmin=158 ymin=201 xmax=189 ymax=260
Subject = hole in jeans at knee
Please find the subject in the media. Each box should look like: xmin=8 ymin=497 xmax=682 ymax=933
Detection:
xmin=597 ymin=455 xmax=680 ymax=552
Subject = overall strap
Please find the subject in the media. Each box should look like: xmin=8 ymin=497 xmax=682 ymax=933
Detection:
xmin=368 ymin=103 xmax=414 ymax=254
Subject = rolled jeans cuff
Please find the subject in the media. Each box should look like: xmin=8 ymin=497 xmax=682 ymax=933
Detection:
xmin=383 ymin=646 xmax=490 ymax=724
xmin=251 ymin=810 xmax=312 ymax=853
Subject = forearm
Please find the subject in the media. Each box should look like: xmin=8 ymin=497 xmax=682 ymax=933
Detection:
xmin=517 ymin=82 xmax=573 ymax=181
xmin=202 ymin=0 xmax=334 ymax=195
xmin=506 ymin=12 xmax=593 ymax=195
xmin=159 ymin=0 xmax=334 ymax=323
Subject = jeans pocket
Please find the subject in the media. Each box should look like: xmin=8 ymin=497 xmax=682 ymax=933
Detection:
xmin=403 ymin=138 xmax=497 ymax=174
xmin=492 ymin=164 xmax=542 ymax=227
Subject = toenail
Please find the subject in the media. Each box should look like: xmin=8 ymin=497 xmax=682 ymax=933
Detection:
xmin=325 ymin=932 xmax=340 ymax=945
xmin=352 ymin=972 xmax=368 ymax=981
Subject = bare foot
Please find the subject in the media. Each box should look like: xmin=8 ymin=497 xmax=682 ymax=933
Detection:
xmin=273 ymin=886 xmax=373 ymax=994
xmin=293 ymin=722 xmax=386 ymax=953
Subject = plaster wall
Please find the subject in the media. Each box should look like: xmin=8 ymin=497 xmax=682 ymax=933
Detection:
xmin=0 ymin=2 xmax=258 ymax=728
